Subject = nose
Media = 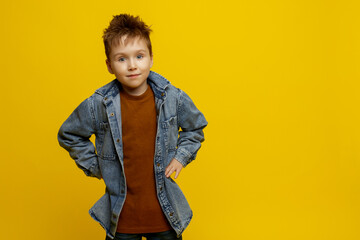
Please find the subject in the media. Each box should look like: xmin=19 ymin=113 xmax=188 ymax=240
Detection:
xmin=128 ymin=58 xmax=137 ymax=71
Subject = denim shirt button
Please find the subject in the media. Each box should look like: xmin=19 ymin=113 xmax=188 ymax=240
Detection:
xmin=161 ymin=93 xmax=165 ymax=97
xmin=160 ymin=187 xmax=163 ymax=191
xmin=116 ymin=139 xmax=120 ymax=143
xmin=157 ymin=163 xmax=160 ymax=167
xmin=110 ymin=112 xmax=114 ymax=116
xmin=169 ymin=212 xmax=174 ymax=216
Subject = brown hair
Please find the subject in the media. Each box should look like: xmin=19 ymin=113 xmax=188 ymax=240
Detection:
xmin=102 ymin=14 xmax=152 ymax=60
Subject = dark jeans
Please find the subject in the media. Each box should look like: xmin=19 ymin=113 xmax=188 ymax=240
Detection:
xmin=105 ymin=230 xmax=182 ymax=240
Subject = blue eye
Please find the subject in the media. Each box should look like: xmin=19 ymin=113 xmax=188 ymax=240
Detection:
xmin=136 ymin=55 xmax=143 ymax=59
xmin=118 ymin=57 xmax=125 ymax=62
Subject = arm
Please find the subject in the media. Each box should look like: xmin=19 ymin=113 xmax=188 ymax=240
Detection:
xmin=57 ymin=97 xmax=102 ymax=179
xmin=166 ymin=89 xmax=208 ymax=178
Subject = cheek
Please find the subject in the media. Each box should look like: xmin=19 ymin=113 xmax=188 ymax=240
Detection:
xmin=140 ymin=60 xmax=152 ymax=70
xmin=113 ymin=64 xmax=127 ymax=74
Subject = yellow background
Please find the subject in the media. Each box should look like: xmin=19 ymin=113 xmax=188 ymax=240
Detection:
xmin=1 ymin=0 xmax=359 ymax=239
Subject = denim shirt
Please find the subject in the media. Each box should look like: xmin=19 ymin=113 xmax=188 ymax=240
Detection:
xmin=58 ymin=71 xmax=208 ymax=239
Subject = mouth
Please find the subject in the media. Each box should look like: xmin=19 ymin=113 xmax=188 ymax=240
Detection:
xmin=127 ymin=74 xmax=141 ymax=78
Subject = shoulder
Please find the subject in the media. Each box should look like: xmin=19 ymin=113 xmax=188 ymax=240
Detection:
xmin=82 ymin=79 xmax=120 ymax=105
xmin=78 ymin=80 xmax=120 ymax=114
xmin=94 ymin=79 xmax=120 ymax=97
xmin=166 ymin=84 xmax=193 ymax=105
xmin=165 ymin=83 xmax=181 ymax=97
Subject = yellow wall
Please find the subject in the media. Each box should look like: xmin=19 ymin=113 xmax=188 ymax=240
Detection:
xmin=1 ymin=0 xmax=359 ymax=239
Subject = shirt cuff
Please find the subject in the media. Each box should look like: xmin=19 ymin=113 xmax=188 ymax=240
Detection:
xmin=174 ymin=148 xmax=193 ymax=167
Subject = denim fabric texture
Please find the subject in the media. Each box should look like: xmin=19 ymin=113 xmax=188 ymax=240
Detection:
xmin=105 ymin=230 xmax=182 ymax=240
xmin=58 ymin=71 xmax=208 ymax=239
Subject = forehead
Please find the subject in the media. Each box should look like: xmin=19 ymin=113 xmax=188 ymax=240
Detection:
xmin=110 ymin=35 xmax=148 ymax=54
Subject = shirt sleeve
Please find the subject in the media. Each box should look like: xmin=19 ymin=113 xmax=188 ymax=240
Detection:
xmin=57 ymin=96 xmax=102 ymax=179
xmin=174 ymin=89 xmax=208 ymax=167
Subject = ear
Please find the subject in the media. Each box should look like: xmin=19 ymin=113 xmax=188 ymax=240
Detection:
xmin=105 ymin=59 xmax=114 ymax=74
xmin=150 ymin=55 xmax=153 ymax=68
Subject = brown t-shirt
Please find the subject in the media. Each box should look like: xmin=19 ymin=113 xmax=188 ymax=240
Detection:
xmin=116 ymin=85 xmax=172 ymax=233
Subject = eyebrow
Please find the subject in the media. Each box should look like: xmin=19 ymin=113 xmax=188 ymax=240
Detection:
xmin=113 ymin=49 xmax=147 ymax=57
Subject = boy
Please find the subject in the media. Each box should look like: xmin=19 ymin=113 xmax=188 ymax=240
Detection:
xmin=58 ymin=14 xmax=207 ymax=240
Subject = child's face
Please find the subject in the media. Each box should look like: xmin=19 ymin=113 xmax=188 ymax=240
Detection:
xmin=106 ymin=36 xmax=153 ymax=96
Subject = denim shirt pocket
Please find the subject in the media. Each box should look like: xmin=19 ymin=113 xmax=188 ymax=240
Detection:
xmin=161 ymin=116 xmax=178 ymax=152
xmin=98 ymin=122 xmax=116 ymax=161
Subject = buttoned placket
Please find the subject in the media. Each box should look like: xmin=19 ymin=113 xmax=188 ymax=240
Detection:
xmin=103 ymin=93 xmax=127 ymax=229
xmin=152 ymin=89 xmax=180 ymax=233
